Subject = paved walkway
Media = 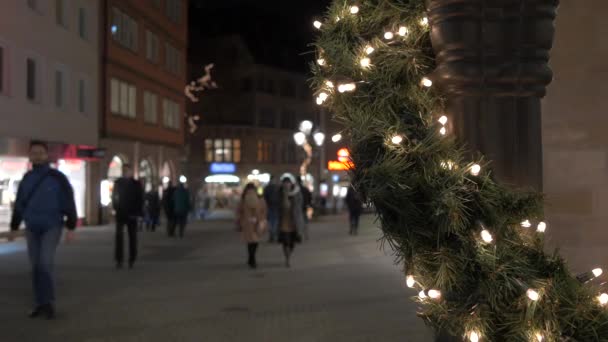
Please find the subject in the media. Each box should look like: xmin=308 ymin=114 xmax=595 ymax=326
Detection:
xmin=0 ymin=215 xmax=431 ymax=342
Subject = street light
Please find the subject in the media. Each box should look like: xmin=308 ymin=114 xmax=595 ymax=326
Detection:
xmin=294 ymin=132 xmax=307 ymax=146
xmin=299 ymin=120 xmax=314 ymax=135
xmin=331 ymin=133 xmax=342 ymax=143
xmin=313 ymin=132 xmax=325 ymax=146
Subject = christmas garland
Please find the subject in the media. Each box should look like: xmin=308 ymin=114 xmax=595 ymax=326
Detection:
xmin=310 ymin=1 xmax=608 ymax=340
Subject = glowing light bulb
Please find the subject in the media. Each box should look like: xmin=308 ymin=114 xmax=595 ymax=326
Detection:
xmin=527 ymin=289 xmax=540 ymax=301
xmin=535 ymin=332 xmax=544 ymax=342
xmin=316 ymin=97 xmax=323 ymax=105
xmin=331 ymin=134 xmax=342 ymax=143
xmin=179 ymin=175 xmax=187 ymax=183
xmin=421 ymin=77 xmax=433 ymax=87
xmin=313 ymin=21 xmax=322 ymax=29
xmin=418 ymin=290 xmax=427 ymax=299
xmin=481 ymin=229 xmax=493 ymax=243
xmin=406 ymin=275 xmax=415 ymax=288
xmin=428 ymin=289 xmax=441 ymax=299
xmin=438 ymin=115 xmax=448 ymax=125
xmin=537 ymin=221 xmax=547 ymax=233
xmin=441 ymin=160 xmax=455 ymax=170
xmin=325 ymin=80 xmax=334 ymax=88
xmin=471 ymin=164 xmax=481 ymax=176
xmin=384 ymin=31 xmax=394 ymax=40
xmin=317 ymin=58 xmax=326 ymax=66
xmin=391 ymin=135 xmax=403 ymax=145
xmin=521 ymin=220 xmax=532 ymax=228
xmin=593 ymin=268 xmax=603 ymax=278
xmin=439 ymin=127 xmax=447 ymax=136
xmin=365 ymin=45 xmax=375 ymax=55
xmin=318 ymin=92 xmax=329 ymax=101
xmin=336 ymin=16 xmax=341 ymax=22
xmin=398 ymin=26 xmax=409 ymax=36
xmin=350 ymin=6 xmax=359 ymax=14
xmin=598 ymin=293 xmax=608 ymax=305
xmin=469 ymin=331 xmax=480 ymax=342
xmin=338 ymin=83 xmax=356 ymax=93
xmin=360 ymin=57 xmax=371 ymax=68
xmin=420 ymin=17 xmax=429 ymax=26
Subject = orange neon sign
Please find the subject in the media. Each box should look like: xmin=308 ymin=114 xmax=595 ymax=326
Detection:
xmin=328 ymin=160 xmax=354 ymax=171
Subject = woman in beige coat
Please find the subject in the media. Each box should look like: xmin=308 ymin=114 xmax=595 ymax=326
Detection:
xmin=238 ymin=183 xmax=267 ymax=269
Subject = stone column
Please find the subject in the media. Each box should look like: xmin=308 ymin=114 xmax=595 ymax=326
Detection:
xmin=427 ymin=0 xmax=559 ymax=190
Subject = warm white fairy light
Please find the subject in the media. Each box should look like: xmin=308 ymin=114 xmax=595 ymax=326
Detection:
xmin=317 ymin=58 xmax=326 ymax=66
xmin=438 ymin=115 xmax=448 ymax=126
xmin=316 ymin=92 xmax=329 ymax=105
xmin=598 ymin=293 xmax=608 ymax=305
xmin=527 ymin=289 xmax=540 ymax=301
xmin=406 ymin=275 xmax=416 ymax=288
xmin=420 ymin=17 xmax=429 ymax=26
xmin=418 ymin=290 xmax=427 ymax=299
xmin=316 ymin=97 xmax=323 ymax=105
xmin=313 ymin=21 xmax=322 ymax=29
xmin=421 ymin=77 xmax=433 ymax=87
xmin=331 ymin=134 xmax=342 ymax=143
xmin=336 ymin=16 xmax=341 ymax=22
xmin=537 ymin=221 xmax=547 ymax=233
xmin=481 ymin=229 xmax=493 ymax=243
xmin=521 ymin=220 xmax=532 ymax=228
xmin=441 ymin=160 xmax=455 ymax=170
xmin=325 ymin=80 xmax=334 ymax=88
xmin=439 ymin=127 xmax=447 ymax=136
xmin=391 ymin=135 xmax=403 ymax=145
xmin=338 ymin=83 xmax=356 ymax=93
xmin=384 ymin=31 xmax=394 ymax=40
xmin=470 ymin=164 xmax=481 ymax=176
xmin=365 ymin=45 xmax=375 ymax=55
xmin=593 ymin=268 xmax=603 ymax=278
xmin=428 ymin=289 xmax=441 ymax=299
xmin=360 ymin=57 xmax=371 ymax=68
xmin=535 ymin=332 xmax=544 ymax=342
xmin=398 ymin=26 xmax=409 ymax=36
xmin=350 ymin=6 xmax=360 ymax=14
xmin=468 ymin=331 xmax=480 ymax=342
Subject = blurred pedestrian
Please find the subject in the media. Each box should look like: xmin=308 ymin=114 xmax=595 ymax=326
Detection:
xmin=9 ymin=141 xmax=77 ymax=320
xmin=144 ymin=186 xmax=161 ymax=232
xmin=345 ymin=186 xmax=364 ymax=235
xmin=162 ymin=182 xmax=176 ymax=237
xmin=263 ymin=175 xmax=280 ymax=243
xmin=237 ymin=183 xmax=267 ymax=269
xmin=296 ymin=177 xmax=312 ymax=240
xmin=278 ymin=175 xmax=305 ymax=268
xmin=172 ymin=182 xmax=191 ymax=238
xmin=112 ymin=164 xmax=144 ymax=269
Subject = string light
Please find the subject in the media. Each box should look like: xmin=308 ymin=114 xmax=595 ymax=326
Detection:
xmin=316 ymin=92 xmax=329 ymax=105
xmin=316 ymin=97 xmax=323 ymax=105
xmin=481 ymin=229 xmax=493 ymax=243
xmin=336 ymin=16 xmax=341 ymax=22
xmin=391 ymin=135 xmax=403 ymax=145
xmin=470 ymin=164 xmax=481 ymax=176
xmin=428 ymin=289 xmax=441 ymax=299
xmin=331 ymin=134 xmax=342 ymax=143
xmin=593 ymin=268 xmax=603 ymax=278
xmin=598 ymin=293 xmax=608 ymax=306
xmin=325 ymin=80 xmax=334 ymax=88
xmin=384 ymin=31 xmax=394 ymax=40
xmin=398 ymin=26 xmax=409 ymax=36
xmin=421 ymin=77 xmax=433 ymax=87
xmin=537 ymin=221 xmax=547 ymax=233
xmin=418 ymin=290 xmax=427 ymax=299
xmin=521 ymin=220 xmax=532 ymax=228
xmin=406 ymin=275 xmax=416 ymax=288
xmin=438 ymin=116 xmax=448 ymax=126
xmin=535 ymin=332 xmax=544 ymax=342
xmin=350 ymin=6 xmax=360 ymax=14
xmin=313 ymin=21 xmax=322 ymax=29
xmin=420 ymin=17 xmax=429 ymax=26
xmin=317 ymin=58 xmax=326 ymax=66
xmin=441 ymin=160 xmax=455 ymax=170
xmin=439 ymin=127 xmax=447 ymax=136
xmin=468 ymin=331 xmax=480 ymax=342
xmin=360 ymin=57 xmax=371 ymax=68
xmin=365 ymin=45 xmax=375 ymax=55
xmin=527 ymin=289 xmax=540 ymax=301
xmin=338 ymin=83 xmax=356 ymax=93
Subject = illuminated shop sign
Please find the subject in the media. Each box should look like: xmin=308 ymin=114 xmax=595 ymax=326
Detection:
xmin=210 ymin=163 xmax=236 ymax=174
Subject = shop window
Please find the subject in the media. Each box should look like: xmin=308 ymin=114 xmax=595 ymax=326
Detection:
xmin=257 ymin=140 xmax=274 ymax=163
xmin=205 ymin=139 xmax=241 ymax=163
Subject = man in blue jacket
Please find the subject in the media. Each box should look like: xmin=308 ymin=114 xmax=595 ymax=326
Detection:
xmin=9 ymin=141 xmax=77 ymax=320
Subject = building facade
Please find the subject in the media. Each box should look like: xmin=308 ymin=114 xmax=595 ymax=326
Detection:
xmin=99 ymin=0 xmax=187 ymax=223
xmin=0 ymin=0 xmax=100 ymax=230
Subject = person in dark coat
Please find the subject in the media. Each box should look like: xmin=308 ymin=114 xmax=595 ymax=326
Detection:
xmin=296 ymin=177 xmax=312 ymax=239
xmin=172 ymin=182 xmax=191 ymax=238
xmin=345 ymin=186 xmax=364 ymax=235
xmin=263 ymin=176 xmax=280 ymax=242
xmin=112 ymin=164 xmax=144 ymax=269
xmin=144 ymin=187 xmax=161 ymax=232
xmin=162 ymin=183 xmax=176 ymax=237
xmin=9 ymin=141 xmax=77 ymax=319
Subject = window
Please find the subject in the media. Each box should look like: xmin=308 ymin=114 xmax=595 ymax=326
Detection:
xmin=257 ymin=140 xmax=274 ymax=163
xmin=0 ymin=47 xmax=4 ymax=94
xmin=56 ymin=0 xmax=67 ymax=27
xmin=144 ymin=91 xmax=158 ymax=123
xmin=110 ymin=78 xmax=136 ymax=118
xmin=163 ymin=98 xmax=180 ymax=129
xmin=205 ymin=139 xmax=241 ymax=163
xmin=78 ymin=79 xmax=86 ymax=113
xmin=78 ymin=8 xmax=87 ymax=39
xmin=54 ymin=68 xmax=66 ymax=109
xmin=258 ymin=108 xmax=276 ymax=128
xmin=166 ymin=0 xmax=181 ymax=23
xmin=165 ymin=43 xmax=181 ymax=75
xmin=146 ymin=30 xmax=159 ymax=63
xmin=111 ymin=8 xmax=138 ymax=52
xmin=281 ymin=109 xmax=296 ymax=129
xmin=26 ymin=58 xmax=37 ymax=101
xmin=280 ymin=80 xmax=296 ymax=97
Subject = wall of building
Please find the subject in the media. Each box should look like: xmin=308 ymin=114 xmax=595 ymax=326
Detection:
xmin=543 ymin=0 xmax=608 ymax=272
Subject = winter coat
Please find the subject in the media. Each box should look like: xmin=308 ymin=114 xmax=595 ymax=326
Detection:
xmin=162 ymin=186 xmax=176 ymax=218
xmin=10 ymin=164 xmax=77 ymax=231
xmin=346 ymin=187 xmax=363 ymax=215
xmin=172 ymin=185 xmax=191 ymax=217
xmin=112 ymin=177 xmax=144 ymax=221
xmin=263 ymin=183 xmax=280 ymax=210
xmin=238 ymin=192 xmax=267 ymax=243
xmin=278 ymin=185 xmax=305 ymax=233
xmin=144 ymin=191 xmax=161 ymax=217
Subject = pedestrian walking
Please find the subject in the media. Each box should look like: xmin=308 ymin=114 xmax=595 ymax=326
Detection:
xmin=172 ymin=182 xmax=191 ymax=238
xmin=9 ymin=140 xmax=77 ymax=319
xmin=345 ymin=186 xmax=364 ymax=235
xmin=237 ymin=183 xmax=267 ymax=269
xmin=162 ymin=183 xmax=176 ymax=237
xmin=112 ymin=164 xmax=144 ymax=269
xmin=278 ymin=175 xmax=305 ymax=268
xmin=144 ymin=187 xmax=161 ymax=232
xmin=263 ymin=175 xmax=280 ymax=242
xmin=297 ymin=177 xmax=312 ymax=240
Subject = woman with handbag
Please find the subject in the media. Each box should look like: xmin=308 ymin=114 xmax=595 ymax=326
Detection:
xmin=278 ymin=175 xmax=305 ymax=268
xmin=237 ymin=183 xmax=267 ymax=269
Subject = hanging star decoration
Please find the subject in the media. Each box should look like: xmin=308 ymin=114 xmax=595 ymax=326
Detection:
xmin=184 ymin=63 xmax=218 ymax=133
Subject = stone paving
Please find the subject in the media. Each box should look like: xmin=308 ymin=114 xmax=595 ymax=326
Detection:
xmin=0 ymin=214 xmax=431 ymax=342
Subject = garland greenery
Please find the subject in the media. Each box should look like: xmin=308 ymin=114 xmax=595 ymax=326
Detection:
xmin=310 ymin=1 xmax=608 ymax=340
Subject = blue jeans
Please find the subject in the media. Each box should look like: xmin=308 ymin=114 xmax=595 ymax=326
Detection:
xmin=267 ymin=208 xmax=279 ymax=241
xmin=25 ymin=227 xmax=63 ymax=306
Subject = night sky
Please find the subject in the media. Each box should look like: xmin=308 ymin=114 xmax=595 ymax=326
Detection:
xmin=189 ymin=0 xmax=332 ymax=72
